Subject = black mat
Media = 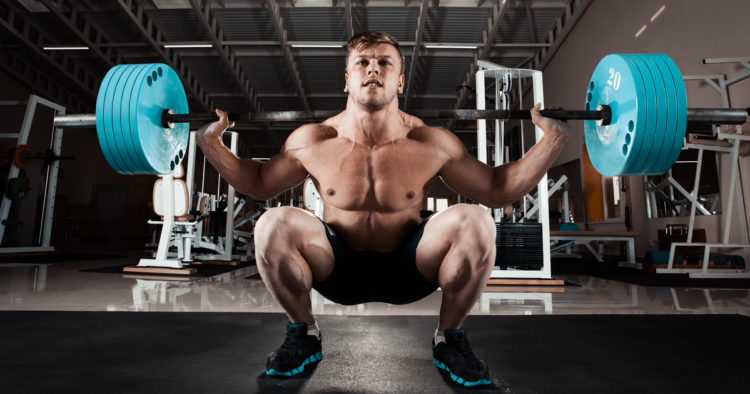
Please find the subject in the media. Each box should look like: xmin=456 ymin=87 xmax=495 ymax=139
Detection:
xmin=552 ymin=257 xmax=750 ymax=288
xmin=1 ymin=311 xmax=747 ymax=393
xmin=0 ymin=252 xmax=126 ymax=265
xmin=81 ymin=262 xmax=253 ymax=278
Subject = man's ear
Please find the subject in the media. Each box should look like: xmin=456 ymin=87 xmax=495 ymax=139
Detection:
xmin=344 ymin=73 xmax=349 ymax=92
xmin=398 ymin=74 xmax=404 ymax=94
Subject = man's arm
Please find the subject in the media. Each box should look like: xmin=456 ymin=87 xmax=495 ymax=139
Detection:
xmin=438 ymin=104 xmax=571 ymax=208
xmin=195 ymin=109 xmax=310 ymax=200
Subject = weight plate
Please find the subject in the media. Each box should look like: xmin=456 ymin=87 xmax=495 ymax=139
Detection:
xmin=13 ymin=145 xmax=32 ymax=170
xmin=649 ymin=54 xmax=680 ymax=174
xmin=97 ymin=65 xmax=128 ymax=173
xmin=104 ymin=64 xmax=143 ymax=174
xmin=111 ymin=64 xmax=144 ymax=174
xmin=122 ymin=64 xmax=153 ymax=173
xmin=635 ymin=54 xmax=671 ymax=174
xmin=655 ymin=54 xmax=688 ymax=172
xmin=5 ymin=176 xmax=30 ymax=201
xmin=624 ymin=55 xmax=659 ymax=175
xmin=584 ymin=54 xmax=648 ymax=176
xmin=131 ymin=64 xmax=189 ymax=174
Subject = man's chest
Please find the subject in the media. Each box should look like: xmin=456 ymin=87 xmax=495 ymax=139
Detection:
xmin=301 ymin=139 xmax=443 ymax=210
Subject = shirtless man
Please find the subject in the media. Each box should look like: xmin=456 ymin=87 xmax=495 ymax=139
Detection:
xmin=196 ymin=31 xmax=570 ymax=387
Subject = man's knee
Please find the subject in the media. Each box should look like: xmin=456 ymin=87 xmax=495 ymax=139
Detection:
xmin=255 ymin=206 xmax=301 ymax=238
xmin=445 ymin=204 xmax=496 ymax=249
xmin=254 ymin=207 xmax=305 ymax=260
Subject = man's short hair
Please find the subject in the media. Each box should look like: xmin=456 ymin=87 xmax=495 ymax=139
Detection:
xmin=345 ymin=31 xmax=405 ymax=74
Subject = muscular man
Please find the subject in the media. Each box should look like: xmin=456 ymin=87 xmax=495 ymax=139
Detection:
xmin=197 ymin=31 xmax=570 ymax=387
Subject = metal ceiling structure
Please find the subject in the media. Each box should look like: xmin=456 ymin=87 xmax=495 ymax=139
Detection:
xmin=0 ymin=0 xmax=590 ymax=154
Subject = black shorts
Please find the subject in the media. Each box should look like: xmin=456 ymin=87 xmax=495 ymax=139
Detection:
xmin=312 ymin=218 xmax=439 ymax=305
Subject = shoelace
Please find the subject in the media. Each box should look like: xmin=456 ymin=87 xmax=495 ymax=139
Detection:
xmin=275 ymin=333 xmax=304 ymax=359
xmin=453 ymin=338 xmax=482 ymax=369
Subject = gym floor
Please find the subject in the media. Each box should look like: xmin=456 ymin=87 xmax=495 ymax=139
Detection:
xmin=2 ymin=243 xmax=748 ymax=316
xmin=2 ymin=245 xmax=750 ymax=393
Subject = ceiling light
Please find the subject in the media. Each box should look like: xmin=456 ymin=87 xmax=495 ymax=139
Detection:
xmin=290 ymin=43 xmax=343 ymax=48
xmin=424 ymin=44 xmax=478 ymax=49
xmin=163 ymin=44 xmax=213 ymax=48
xmin=634 ymin=25 xmax=647 ymax=38
xmin=650 ymin=5 xmax=666 ymax=22
xmin=43 ymin=46 xmax=89 ymax=51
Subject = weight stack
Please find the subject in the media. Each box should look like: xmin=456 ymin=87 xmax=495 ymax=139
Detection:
xmin=495 ymin=222 xmax=543 ymax=270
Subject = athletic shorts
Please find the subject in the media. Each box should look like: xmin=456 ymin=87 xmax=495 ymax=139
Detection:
xmin=312 ymin=218 xmax=439 ymax=305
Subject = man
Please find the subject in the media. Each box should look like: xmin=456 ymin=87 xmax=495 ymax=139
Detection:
xmin=196 ymin=31 xmax=570 ymax=387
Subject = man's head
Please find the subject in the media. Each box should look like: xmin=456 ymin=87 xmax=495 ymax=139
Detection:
xmin=345 ymin=31 xmax=405 ymax=74
xmin=344 ymin=31 xmax=405 ymax=112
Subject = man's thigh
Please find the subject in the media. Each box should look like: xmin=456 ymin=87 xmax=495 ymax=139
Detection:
xmin=255 ymin=206 xmax=335 ymax=282
xmin=414 ymin=204 xmax=495 ymax=283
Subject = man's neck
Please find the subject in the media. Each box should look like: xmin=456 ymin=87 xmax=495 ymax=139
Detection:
xmin=343 ymin=97 xmax=401 ymax=147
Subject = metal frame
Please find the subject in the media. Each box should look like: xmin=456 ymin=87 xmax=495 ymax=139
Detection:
xmin=142 ymin=131 xmax=242 ymax=268
xmin=402 ymin=0 xmax=429 ymax=109
xmin=0 ymin=95 xmax=65 ymax=254
xmin=652 ymin=57 xmax=750 ymax=278
xmin=476 ymin=61 xmax=551 ymax=279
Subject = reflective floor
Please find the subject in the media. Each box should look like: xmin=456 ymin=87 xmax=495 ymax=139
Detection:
xmin=2 ymin=250 xmax=750 ymax=317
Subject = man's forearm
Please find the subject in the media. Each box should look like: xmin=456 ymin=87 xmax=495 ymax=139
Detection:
xmin=495 ymin=132 xmax=567 ymax=203
xmin=197 ymin=135 xmax=264 ymax=198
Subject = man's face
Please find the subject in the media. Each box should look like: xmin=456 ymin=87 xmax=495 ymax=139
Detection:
xmin=345 ymin=43 xmax=404 ymax=112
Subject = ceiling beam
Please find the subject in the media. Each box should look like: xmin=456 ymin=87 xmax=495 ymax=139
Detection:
xmin=0 ymin=2 xmax=100 ymax=109
xmin=95 ymin=40 xmax=550 ymax=49
xmin=403 ymin=0 xmax=429 ymax=109
xmin=452 ymin=0 xmax=512 ymax=113
xmin=37 ymin=0 xmax=124 ymax=68
xmin=174 ymin=47 xmax=534 ymax=58
xmin=141 ymin=0 xmax=565 ymax=9
xmin=344 ymin=0 xmax=354 ymax=38
xmin=530 ymin=0 xmax=591 ymax=70
xmin=244 ymin=92 xmax=458 ymax=99
xmin=0 ymin=48 xmax=89 ymax=113
xmin=189 ymin=0 xmax=261 ymax=113
xmin=264 ymin=0 xmax=311 ymax=112
xmin=115 ymin=0 xmax=213 ymax=112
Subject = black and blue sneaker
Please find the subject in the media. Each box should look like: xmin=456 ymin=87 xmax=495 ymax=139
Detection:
xmin=265 ymin=322 xmax=323 ymax=377
xmin=432 ymin=328 xmax=491 ymax=387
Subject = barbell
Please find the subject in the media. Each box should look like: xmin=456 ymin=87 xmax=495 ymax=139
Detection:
xmin=51 ymin=54 xmax=748 ymax=176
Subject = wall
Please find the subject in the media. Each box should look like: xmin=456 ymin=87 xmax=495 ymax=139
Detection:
xmin=542 ymin=0 xmax=750 ymax=257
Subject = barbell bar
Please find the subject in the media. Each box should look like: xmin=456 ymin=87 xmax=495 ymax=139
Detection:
xmin=53 ymin=106 xmax=748 ymax=128
xmin=49 ymin=55 xmax=749 ymax=176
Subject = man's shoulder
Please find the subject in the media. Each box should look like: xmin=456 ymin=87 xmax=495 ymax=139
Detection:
xmin=284 ymin=123 xmax=338 ymax=151
xmin=404 ymin=124 xmax=466 ymax=162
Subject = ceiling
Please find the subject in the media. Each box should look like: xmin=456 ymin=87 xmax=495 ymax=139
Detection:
xmin=0 ymin=0 xmax=590 ymax=154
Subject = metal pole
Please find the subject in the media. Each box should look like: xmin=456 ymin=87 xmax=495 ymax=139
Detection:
xmin=54 ymin=107 xmax=748 ymax=128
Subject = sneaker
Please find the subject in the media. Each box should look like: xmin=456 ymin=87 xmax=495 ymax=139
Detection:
xmin=432 ymin=328 xmax=491 ymax=387
xmin=265 ymin=322 xmax=323 ymax=377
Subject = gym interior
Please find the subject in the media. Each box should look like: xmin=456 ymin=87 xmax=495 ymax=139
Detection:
xmin=1 ymin=0 xmax=750 ymax=392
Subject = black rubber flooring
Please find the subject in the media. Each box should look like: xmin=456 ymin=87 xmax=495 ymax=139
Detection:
xmin=552 ymin=257 xmax=750 ymax=288
xmin=1 ymin=312 xmax=748 ymax=393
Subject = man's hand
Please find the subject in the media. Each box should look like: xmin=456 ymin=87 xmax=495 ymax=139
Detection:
xmin=195 ymin=109 xmax=235 ymax=145
xmin=530 ymin=103 xmax=572 ymax=144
